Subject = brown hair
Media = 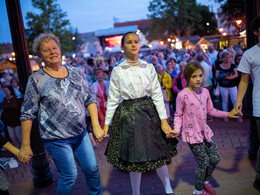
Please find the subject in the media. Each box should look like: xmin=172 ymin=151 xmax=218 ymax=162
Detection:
xmin=121 ymin=32 xmax=139 ymax=47
xmin=183 ymin=62 xmax=204 ymax=84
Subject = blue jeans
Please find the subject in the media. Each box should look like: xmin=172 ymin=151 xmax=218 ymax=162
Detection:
xmin=43 ymin=131 xmax=102 ymax=195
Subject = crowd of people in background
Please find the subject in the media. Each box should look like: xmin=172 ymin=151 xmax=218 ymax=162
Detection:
xmin=63 ymin=42 xmax=245 ymax=126
xmin=0 ymin=42 xmax=246 ymax=151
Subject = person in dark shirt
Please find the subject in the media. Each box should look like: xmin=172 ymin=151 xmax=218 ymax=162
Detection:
xmin=2 ymin=86 xmax=21 ymax=147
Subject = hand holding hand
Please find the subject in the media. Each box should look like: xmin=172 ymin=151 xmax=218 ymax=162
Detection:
xmin=18 ymin=145 xmax=33 ymax=164
xmin=93 ymin=124 xmax=105 ymax=143
xmin=234 ymin=102 xmax=243 ymax=117
xmin=166 ymin=130 xmax=180 ymax=139
xmin=161 ymin=119 xmax=179 ymax=138
xmin=227 ymin=108 xmax=240 ymax=119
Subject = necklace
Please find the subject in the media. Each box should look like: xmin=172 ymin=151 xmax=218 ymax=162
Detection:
xmin=189 ymin=87 xmax=202 ymax=105
xmin=127 ymin=59 xmax=140 ymax=66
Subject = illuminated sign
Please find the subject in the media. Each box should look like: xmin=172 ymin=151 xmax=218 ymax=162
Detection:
xmin=105 ymin=35 xmax=122 ymax=47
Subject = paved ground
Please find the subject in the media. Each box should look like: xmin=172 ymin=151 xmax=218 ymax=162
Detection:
xmin=2 ymin=118 xmax=260 ymax=195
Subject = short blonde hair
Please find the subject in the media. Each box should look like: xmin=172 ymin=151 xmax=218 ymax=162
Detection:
xmin=33 ymin=32 xmax=60 ymax=54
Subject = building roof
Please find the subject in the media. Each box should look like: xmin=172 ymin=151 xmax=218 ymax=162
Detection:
xmin=95 ymin=25 xmax=138 ymax=37
xmin=197 ymin=37 xmax=213 ymax=45
xmin=178 ymin=36 xmax=201 ymax=41
xmin=114 ymin=19 xmax=152 ymax=32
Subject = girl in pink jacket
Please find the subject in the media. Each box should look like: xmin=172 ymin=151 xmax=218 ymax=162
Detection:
xmin=174 ymin=62 xmax=239 ymax=195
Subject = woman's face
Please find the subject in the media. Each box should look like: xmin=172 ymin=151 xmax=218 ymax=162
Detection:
xmin=39 ymin=39 xmax=61 ymax=66
xmin=166 ymin=62 xmax=173 ymax=69
xmin=11 ymin=80 xmax=18 ymax=88
xmin=121 ymin=33 xmax=140 ymax=59
xmin=180 ymin=64 xmax=186 ymax=72
xmin=4 ymin=88 xmax=11 ymax=97
xmin=223 ymin=54 xmax=231 ymax=63
xmin=96 ymin=72 xmax=104 ymax=81
xmin=236 ymin=56 xmax=242 ymax=64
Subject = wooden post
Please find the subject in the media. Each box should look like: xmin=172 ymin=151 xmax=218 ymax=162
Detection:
xmin=5 ymin=0 xmax=53 ymax=188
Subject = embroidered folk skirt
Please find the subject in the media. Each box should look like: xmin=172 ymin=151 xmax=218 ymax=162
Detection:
xmin=105 ymin=96 xmax=178 ymax=173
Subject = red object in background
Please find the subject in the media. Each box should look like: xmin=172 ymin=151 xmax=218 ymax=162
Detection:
xmin=105 ymin=35 xmax=122 ymax=47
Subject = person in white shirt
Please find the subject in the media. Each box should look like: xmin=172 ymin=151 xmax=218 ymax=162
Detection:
xmin=233 ymin=16 xmax=260 ymax=192
xmin=103 ymin=32 xmax=179 ymax=195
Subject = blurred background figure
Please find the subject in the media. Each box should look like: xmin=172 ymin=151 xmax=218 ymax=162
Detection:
xmin=91 ymin=69 xmax=109 ymax=129
xmin=157 ymin=64 xmax=172 ymax=120
xmin=216 ymin=52 xmax=239 ymax=121
xmin=2 ymin=86 xmax=22 ymax=147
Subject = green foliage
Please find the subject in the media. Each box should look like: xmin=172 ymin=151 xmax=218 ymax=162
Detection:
xmin=148 ymin=0 xmax=218 ymax=41
xmin=25 ymin=0 xmax=74 ymax=54
xmin=217 ymin=0 xmax=245 ymax=33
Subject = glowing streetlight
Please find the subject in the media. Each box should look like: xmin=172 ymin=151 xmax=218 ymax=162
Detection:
xmin=167 ymin=38 xmax=171 ymax=42
xmin=160 ymin=41 xmax=164 ymax=45
xmin=72 ymin=36 xmax=76 ymax=40
xmin=218 ymin=28 xmax=224 ymax=33
xmin=206 ymin=22 xmax=210 ymax=26
xmin=236 ymin=20 xmax=242 ymax=25
xmin=236 ymin=20 xmax=242 ymax=33
xmin=222 ymin=32 xmax=227 ymax=36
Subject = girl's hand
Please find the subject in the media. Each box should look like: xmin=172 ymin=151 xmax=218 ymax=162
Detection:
xmin=227 ymin=108 xmax=240 ymax=118
xmin=166 ymin=130 xmax=180 ymax=139
xmin=161 ymin=119 xmax=179 ymax=138
xmin=103 ymin=125 xmax=109 ymax=138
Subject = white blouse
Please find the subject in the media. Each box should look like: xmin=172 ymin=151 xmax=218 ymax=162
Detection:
xmin=105 ymin=59 xmax=167 ymax=125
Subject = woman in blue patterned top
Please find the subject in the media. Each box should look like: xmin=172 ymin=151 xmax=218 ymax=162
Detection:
xmin=18 ymin=33 xmax=104 ymax=195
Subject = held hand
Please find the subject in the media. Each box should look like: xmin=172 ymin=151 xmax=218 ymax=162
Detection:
xmin=93 ymin=124 xmax=105 ymax=143
xmin=18 ymin=145 xmax=33 ymax=164
xmin=166 ymin=130 xmax=180 ymax=139
xmin=103 ymin=125 xmax=109 ymax=138
xmin=161 ymin=119 xmax=179 ymax=138
xmin=225 ymin=75 xmax=232 ymax=80
xmin=227 ymin=108 xmax=240 ymax=119
xmin=234 ymin=102 xmax=243 ymax=117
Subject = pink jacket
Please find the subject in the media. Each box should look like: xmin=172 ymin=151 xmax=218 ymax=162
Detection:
xmin=174 ymin=88 xmax=228 ymax=144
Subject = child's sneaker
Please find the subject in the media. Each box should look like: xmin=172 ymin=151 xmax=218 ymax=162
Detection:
xmin=203 ymin=183 xmax=216 ymax=195
xmin=193 ymin=190 xmax=209 ymax=195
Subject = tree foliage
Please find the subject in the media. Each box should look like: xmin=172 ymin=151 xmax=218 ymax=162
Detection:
xmin=25 ymin=0 xmax=74 ymax=53
xmin=147 ymin=0 xmax=218 ymax=41
xmin=217 ymin=0 xmax=245 ymax=33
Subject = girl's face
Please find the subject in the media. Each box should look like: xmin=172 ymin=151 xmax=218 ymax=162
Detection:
xmin=121 ymin=33 xmax=140 ymax=60
xmin=189 ymin=69 xmax=204 ymax=90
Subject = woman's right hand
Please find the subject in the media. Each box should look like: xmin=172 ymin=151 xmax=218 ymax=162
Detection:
xmin=18 ymin=145 xmax=33 ymax=164
xmin=103 ymin=125 xmax=109 ymax=138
